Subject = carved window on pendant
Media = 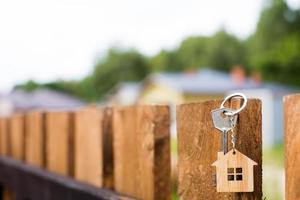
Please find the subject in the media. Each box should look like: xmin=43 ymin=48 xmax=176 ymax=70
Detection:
xmin=227 ymin=167 xmax=243 ymax=181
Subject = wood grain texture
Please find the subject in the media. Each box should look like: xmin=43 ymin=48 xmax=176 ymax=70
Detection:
xmin=113 ymin=105 xmax=171 ymax=200
xmin=4 ymin=116 xmax=18 ymax=200
xmin=24 ymin=111 xmax=46 ymax=168
xmin=9 ymin=114 xmax=25 ymax=161
xmin=284 ymin=94 xmax=300 ymax=200
xmin=177 ymin=99 xmax=262 ymax=200
xmin=0 ymin=118 xmax=10 ymax=156
xmin=102 ymin=108 xmax=114 ymax=189
xmin=45 ymin=111 xmax=74 ymax=176
xmin=74 ymin=107 xmax=103 ymax=187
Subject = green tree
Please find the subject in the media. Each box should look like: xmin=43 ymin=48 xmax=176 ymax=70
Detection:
xmin=256 ymin=33 xmax=300 ymax=85
xmin=91 ymin=48 xmax=150 ymax=99
xmin=177 ymin=31 xmax=246 ymax=71
xmin=177 ymin=35 xmax=210 ymax=69
xmin=43 ymin=77 xmax=96 ymax=101
xmin=149 ymin=50 xmax=182 ymax=72
xmin=206 ymin=31 xmax=246 ymax=71
xmin=247 ymin=0 xmax=300 ymax=85
xmin=14 ymin=48 xmax=150 ymax=102
xmin=15 ymin=80 xmax=40 ymax=92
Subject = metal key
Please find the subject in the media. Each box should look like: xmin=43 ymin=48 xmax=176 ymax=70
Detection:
xmin=211 ymin=108 xmax=237 ymax=154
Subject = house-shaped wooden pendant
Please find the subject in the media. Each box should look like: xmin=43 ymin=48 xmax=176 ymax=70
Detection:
xmin=212 ymin=149 xmax=257 ymax=192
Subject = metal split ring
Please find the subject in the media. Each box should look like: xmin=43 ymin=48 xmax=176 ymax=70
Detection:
xmin=220 ymin=93 xmax=247 ymax=116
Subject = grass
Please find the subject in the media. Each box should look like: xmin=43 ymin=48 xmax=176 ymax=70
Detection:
xmin=263 ymin=143 xmax=284 ymax=167
xmin=172 ymin=191 xmax=179 ymax=200
xmin=263 ymin=143 xmax=284 ymax=200
xmin=171 ymin=138 xmax=178 ymax=200
xmin=171 ymin=138 xmax=177 ymax=154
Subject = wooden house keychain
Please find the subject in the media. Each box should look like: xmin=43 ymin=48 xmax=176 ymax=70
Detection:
xmin=211 ymin=93 xmax=257 ymax=192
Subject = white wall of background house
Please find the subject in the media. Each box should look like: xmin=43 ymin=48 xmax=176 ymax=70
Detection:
xmin=0 ymin=97 xmax=13 ymax=117
xmin=273 ymin=98 xmax=284 ymax=144
xmin=228 ymin=89 xmax=275 ymax=148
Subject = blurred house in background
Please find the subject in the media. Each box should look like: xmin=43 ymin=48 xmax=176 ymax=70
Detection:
xmin=108 ymin=68 xmax=295 ymax=147
xmin=107 ymin=82 xmax=141 ymax=105
xmin=0 ymin=93 xmax=13 ymax=117
xmin=139 ymin=68 xmax=258 ymax=104
xmin=0 ymin=88 xmax=84 ymax=116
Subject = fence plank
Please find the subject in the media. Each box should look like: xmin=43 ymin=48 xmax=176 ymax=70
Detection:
xmin=45 ymin=111 xmax=74 ymax=176
xmin=10 ymin=114 xmax=26 ymax=161
xmin=7 ymin=114 xmax=25 ymax=200
xmin=2 ymin=187 xmax=15 ymax=200
xmin=284 ymin=94 xmax=300 ymax=200
xmin=177 ymin=99 xmax=262 ymax=200
xmin=25 ymin=111 xmax=46 ymax=168
xmin=74 ymin=107 xmax=103 ymax=187
xmin=102 ymin=108 xmax=114 ymax=189
xmin=113 ymin=105 xmax=171 ymax=200
xmin=0 ymin=117 xmax=14 ymax=200
xmin=0 ymin=118 xmax=10 ymax=156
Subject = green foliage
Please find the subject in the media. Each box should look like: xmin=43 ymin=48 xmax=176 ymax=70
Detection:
xmin=263 ymin=143 xmax=284 ymax=167
xmin=44 ymin=77 xmax=96 ymax=101
xmin=149 ymin=50 xmax=182 ymax=72
xmin=177 ymin=36 xmax=210 ymax=70
xmin=91 ymin=48 xmax=150 ymax=100
xmin=247 ymin=0 xmax=300 ymax=85
xmin=149 ymin=31 xmax=246 ymax=72
xmin=15 ymin=80 xmax=40 ymax=92
xmin=14 ymin=78 xmax=96 ymax=102
xmin=206 ymin=31 xmax=246 ymax=71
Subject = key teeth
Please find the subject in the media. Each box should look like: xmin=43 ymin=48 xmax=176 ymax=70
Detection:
xmin=222 ymin=129 xmax=228 ymax=154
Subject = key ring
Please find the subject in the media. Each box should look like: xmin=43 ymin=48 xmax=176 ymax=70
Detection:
xmin=220 ymin=93 xmax=247 ymax=116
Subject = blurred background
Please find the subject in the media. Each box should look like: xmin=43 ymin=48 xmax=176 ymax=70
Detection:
xmin=1 ymin=0 xmax=300 ymax=199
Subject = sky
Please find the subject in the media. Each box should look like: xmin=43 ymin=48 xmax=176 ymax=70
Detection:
xmin=0 ymin=0 xmax=299 ymax=92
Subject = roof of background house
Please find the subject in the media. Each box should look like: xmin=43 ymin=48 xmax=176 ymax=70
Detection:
xmin=145 ymin=69 xmax=295 ymax=95
xmin=6 ymin=88 xmax=85 ymax=111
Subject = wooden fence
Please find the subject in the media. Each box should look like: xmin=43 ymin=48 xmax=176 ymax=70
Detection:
xmin=0 ymin=105 xmax=171 ymax=200
xmin=0 ymin=95 xmax=298 ymax=199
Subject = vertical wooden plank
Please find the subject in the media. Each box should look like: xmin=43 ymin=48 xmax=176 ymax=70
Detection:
xmin=2 ymin=188 xmax=15 ymax=200
xmin=74 ymin=107 xmax=103 ymax=187
xmin=177 ymin=99 xmax=262 ymax=200
xmin=0 ymin=118 xmax=10 ymax=156
xmin=0 ymin=117 xmax=14 ymax=200
xmin=284 ymin=94 xmax=300 ymax=200
xmin=102 ymin=108 xmax=114 ymax=189
xmin=113 ymin=105 xmax=171 ymax=200
xmin=153 ymin=106 xmax=171 ymax=200
xmin=45 ymin=111 xmax=74 ymax=176
xmin=25 ymin=111 xmax=45 ymax=168
xmin=9 ymin=114 xmax=25 ymax=161
xmin=113 ymin=107 xmax=137 ymax=196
